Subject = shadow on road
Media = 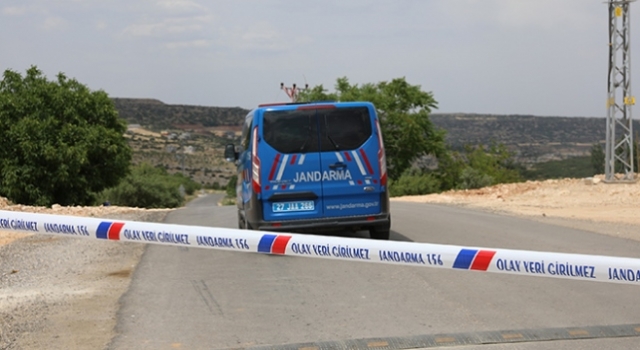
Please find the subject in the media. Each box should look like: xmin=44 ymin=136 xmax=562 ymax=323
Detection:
xmin=288 ymin=229 xmax=414 ymax=243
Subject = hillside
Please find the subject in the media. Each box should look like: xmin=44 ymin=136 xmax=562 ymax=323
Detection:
xmin=111 ymin=99 xmax=636 ymax=184
xmin=430 ymin=113 xmax=639 ymax=163
xmin=112 ymin=98 xmax=246 ymax=187
xmin=112 ymin=98 xmax=247 ymax=131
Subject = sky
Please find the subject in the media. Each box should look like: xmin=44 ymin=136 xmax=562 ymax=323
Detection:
xmin=1 ymin=0 xmax=639 ymax=118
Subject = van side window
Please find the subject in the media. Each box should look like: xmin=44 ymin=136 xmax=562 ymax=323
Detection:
xmin=241 ymin=113 xmax=254 ymax=150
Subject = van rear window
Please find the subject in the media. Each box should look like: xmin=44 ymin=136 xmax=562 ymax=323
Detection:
xmin=263 ymin=107 xmax=372 ymax=154
xmin=318 ymin=107 xmax=371 ymax=152
xmin=263 ymin=109 xmax=319 ymax=154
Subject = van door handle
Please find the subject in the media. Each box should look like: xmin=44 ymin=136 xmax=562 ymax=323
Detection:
xmin=329 ymin=162 xmax=347 ymax=170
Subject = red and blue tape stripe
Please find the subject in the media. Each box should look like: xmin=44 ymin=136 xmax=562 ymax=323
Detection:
xmin=453 ymin=249 xmax=496 ymax=271
xmin=96 ymin=221 xmax=125 ymax=240
xmin=258 ymin=234 xmax=291 ymax=254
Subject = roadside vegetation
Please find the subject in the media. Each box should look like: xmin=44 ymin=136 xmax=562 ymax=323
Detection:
xmin=300 ymin=77 xmax=626 ymax=197
xmin=1 ymin=67 xmax=633 ymax=208
xmin=301 ymin=78 xmax=520 ymax=197
xmin=96 ymin=163 xmax=201 ymax=208
xmin=220 ymin=175 xmax=237 ymax=206
xmin=0 ymin=66 xmax=131 ymax=206
xmin=0 ymin=67 xmax=201 ymax=209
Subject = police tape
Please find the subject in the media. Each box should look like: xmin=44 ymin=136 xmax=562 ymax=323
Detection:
xmin=2 ymin=209 xmax=640 ymax=286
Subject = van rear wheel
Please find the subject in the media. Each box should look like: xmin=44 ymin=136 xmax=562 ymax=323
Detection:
xmin=369 ymin=219 xmax=390 ymax=240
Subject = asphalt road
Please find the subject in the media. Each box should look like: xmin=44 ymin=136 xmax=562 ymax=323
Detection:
xmin=109 ymin=195 xmax=640 ymax=349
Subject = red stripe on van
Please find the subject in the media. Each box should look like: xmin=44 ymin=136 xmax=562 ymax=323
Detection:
xmin=290 ymin=154 xmax=297 ymax=165
xmin=268 ymin=153 xmax=281 ymax=181
xmin=359 ymin=149 xmax=374 ymax=175
xmin=343 ymin=152 xmax=352 ymax=161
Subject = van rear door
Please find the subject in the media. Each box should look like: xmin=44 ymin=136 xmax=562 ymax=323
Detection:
xmin=259 ymin=108 xmax=325 ymax=222
xmin=316 ymin=104 xmax=384 ymax=217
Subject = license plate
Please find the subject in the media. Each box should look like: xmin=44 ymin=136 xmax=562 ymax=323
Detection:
xmin=272 ymin=201 xmax=315 ymax=213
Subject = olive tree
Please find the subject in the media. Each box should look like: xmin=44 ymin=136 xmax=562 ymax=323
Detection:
xmin=0 ymin=66 xmax=131 ymax=206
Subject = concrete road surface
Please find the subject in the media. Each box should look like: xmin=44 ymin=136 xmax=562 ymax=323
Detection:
xmin=108 ymin=195 xmax=640 ymax=349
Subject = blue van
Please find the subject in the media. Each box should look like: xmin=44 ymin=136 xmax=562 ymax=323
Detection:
xmin=225 ymin=101 xmax=391 ymax=239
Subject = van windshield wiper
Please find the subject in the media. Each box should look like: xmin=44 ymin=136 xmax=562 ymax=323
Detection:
xmin=323 ymin=115 xmax=340 ymax=150
xmin=299 ymin=115 xmax=313 ymax=152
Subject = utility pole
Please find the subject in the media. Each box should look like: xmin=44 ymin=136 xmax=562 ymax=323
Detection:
xmin=605 ymin=0 xmax=636 ymax=182
xmin=281 ymin=82 xmax=308 ymax=103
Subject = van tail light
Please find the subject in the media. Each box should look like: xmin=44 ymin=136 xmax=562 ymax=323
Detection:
xmin=375 ymin=119 xmax=387 ymax=186
xmin=251 ymin=126 xmax=261 ymax=193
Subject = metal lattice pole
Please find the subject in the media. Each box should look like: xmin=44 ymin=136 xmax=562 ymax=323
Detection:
xmin=605 ymin=1 xmax=636 ymax=182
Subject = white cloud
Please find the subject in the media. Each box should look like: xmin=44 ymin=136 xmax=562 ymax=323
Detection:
xmin=490 ymin=1 xmax=597 ymax=30
xmin=436 ymin=0 xmax=598 ymax=31
xmin=95 ymin=20 xmax=107 ymax=30
xmin=1 ymin=5 xmax=47 ymax=16
xmin=42 ymin=16 xmax=68 ymax=30
xmin=165 ymin=39 xmax=211 ymax=49
xmin=123 ymin=14 xmax=213 ymax=37
xmin=220 ymin=21 xmax=304 ymax=52
xmin=156 ymin=0 xmax=205 ymax=14
xmin=2 ymin=6 xmax=29 ymax=16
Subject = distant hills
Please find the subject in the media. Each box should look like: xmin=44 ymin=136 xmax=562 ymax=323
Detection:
xmin=112 ymin=98 xmax=247 ymax=131
xmin=112 ymin=98 xmax=638 ymax=165
xmin=429 ymin=114 xmax=637 ymax=164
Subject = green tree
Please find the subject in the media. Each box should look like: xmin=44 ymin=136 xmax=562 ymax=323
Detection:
xmin=0 ymin=66 xmax=131 ymax=206
xmin=463 ymin=143 xmax=521 ymax=186
xmin=434 ymin=143 xmax=521 ymax=190
xmin=299 ymin=77 xmax=446 ymax=179
xmin=434 ymin=149 xmax=466 ymax=191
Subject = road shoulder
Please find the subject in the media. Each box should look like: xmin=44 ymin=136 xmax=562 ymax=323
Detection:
xmin=0 ymin=211 xmax=170 ymax=349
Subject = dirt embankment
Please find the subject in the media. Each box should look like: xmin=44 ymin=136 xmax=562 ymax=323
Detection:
xmin=0 ymin=200 xmax=173 ymax=349
xmin=392 ymin=175 xmax=640 ymax=240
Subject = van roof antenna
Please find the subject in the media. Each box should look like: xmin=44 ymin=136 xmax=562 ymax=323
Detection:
xmin=281 ymin=82 xmax=309 ymax=103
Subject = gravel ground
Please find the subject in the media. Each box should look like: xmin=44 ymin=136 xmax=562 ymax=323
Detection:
xmin=0 ymin=210 xmax=171 ymax=350
xmin=2 ymin=177 xmax=639 ymax=349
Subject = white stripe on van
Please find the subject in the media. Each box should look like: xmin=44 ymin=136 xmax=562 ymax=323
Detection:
xmin=298 ymin=154 xmax=306 ymax=165
xmin=365 ymin=179 xmax=371 ymax=185
xmin=276 ymin=154 xmax=289 ymax=181
xmin=335 ymin=152 xmax=344 ymax=162
xmin=351 ymin=151 xmax=367 ymax=175
xmin=289 ymin=184 xmax=295 ymax=190
xmin=349 ymin=180 xmax=355 ymax=186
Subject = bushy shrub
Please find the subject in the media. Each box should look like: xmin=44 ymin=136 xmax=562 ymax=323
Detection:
xmin=389 ymin=168 xmax=441 ymax=197
xmin=97 ymin=163 xmax=201 ymax=208
xmin=170 ymin=172 xmax=201 ymax=195
xmin=457 ymin=167 xmax=493 ymax=190
xmin=435 ymin=142 xmax=521 ymax=191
